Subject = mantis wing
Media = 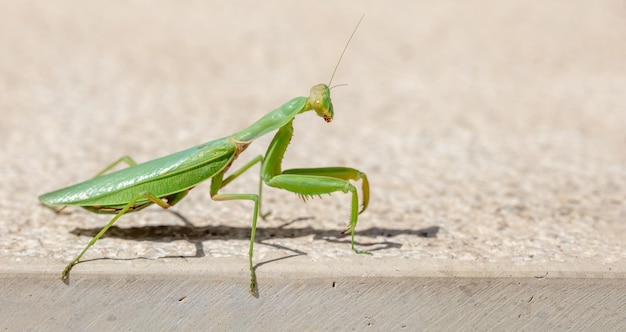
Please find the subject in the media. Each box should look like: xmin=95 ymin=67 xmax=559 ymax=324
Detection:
xmin=39 ymin=137 xmax=236 ymax=207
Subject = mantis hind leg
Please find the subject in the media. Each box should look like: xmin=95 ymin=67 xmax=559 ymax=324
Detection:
xmin=61 ymin=191 xmax=179 ymax=282
xmin=94 ymin=156 xmax=138 ymax=177
xmin=47 ymin=156 xmax=141 ymax=214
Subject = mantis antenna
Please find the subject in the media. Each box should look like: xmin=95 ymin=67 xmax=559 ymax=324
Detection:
xmin=328 ymin=14 xmax=365 ymax=87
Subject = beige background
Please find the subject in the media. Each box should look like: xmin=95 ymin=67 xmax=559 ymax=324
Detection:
xmin=1 ymin=0 xmax=625 ymax=329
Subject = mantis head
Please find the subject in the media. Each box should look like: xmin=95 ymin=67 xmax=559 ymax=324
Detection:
xmin=309 ymin=84 xmax=333 ymax=123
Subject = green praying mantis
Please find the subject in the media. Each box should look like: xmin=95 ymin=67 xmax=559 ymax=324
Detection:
xmin=39 ymin=16 xmax=369 ymax=293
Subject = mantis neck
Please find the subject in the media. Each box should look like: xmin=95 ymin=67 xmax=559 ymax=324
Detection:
xmin=232 ymin=96 xmax=311 ymax=142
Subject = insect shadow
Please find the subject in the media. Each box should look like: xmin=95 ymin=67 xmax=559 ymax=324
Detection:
xmin=69 ymin=211 xmax=439 ymax=259
xmin=67 ymin=211 xmax=438 ymax=295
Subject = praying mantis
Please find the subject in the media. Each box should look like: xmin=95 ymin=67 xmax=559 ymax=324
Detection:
xmin=38 ymin=16 xmax=369 ymax=293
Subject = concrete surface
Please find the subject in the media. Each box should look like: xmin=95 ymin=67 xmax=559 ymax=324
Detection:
xmin=1 ymin=0 xmax=625 ymax=330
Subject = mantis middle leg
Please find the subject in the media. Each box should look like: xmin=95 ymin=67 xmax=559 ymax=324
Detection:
xmin=209 ymin=168 xmax=262 ymax=294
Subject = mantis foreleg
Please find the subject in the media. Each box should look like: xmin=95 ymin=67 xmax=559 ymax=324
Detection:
xmin=283 ymin=167 xmax=369 ymax=213
xmin=265 ymin=172 xmax=370 ymax=254
xmin=262 ymin=120 xmax=371 ymax=255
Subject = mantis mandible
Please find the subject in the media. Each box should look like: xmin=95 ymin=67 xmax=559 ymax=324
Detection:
xmin=39 ymin=16 xmax=369 ymax=293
